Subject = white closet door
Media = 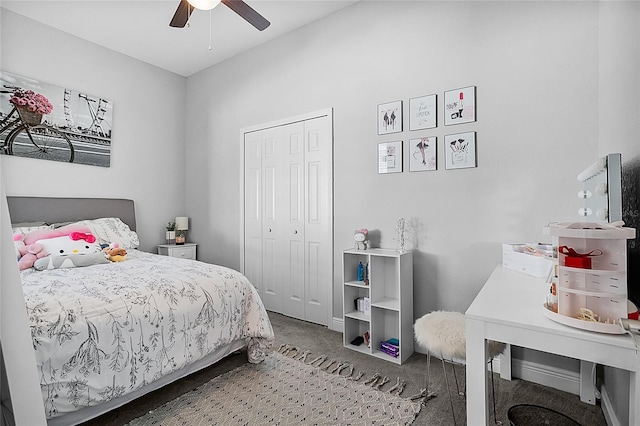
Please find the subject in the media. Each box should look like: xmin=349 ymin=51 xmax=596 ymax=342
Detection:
xmin=243 ymin=110 xmax=332 ymax=326
xmin=260 ymin=126 xmax=285 ymax=313
xmin=302 ymin=116 xmax=332 ymax=325
xmin=243 ymin=131 xmax=263 ymax=295
xmin=281 ymin=122 xmax=306 ymax=319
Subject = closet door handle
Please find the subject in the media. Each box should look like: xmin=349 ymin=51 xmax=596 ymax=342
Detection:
xmin=293 ymin=230 xmax=298 ymax=234
xmin=268 ymin=228 xmax=272 ymax=232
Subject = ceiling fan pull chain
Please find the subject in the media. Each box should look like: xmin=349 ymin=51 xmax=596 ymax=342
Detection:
xmin=208 ymin=9 xmax=212 ymax=50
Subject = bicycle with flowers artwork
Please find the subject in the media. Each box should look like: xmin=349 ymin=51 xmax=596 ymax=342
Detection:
xmin=1 ymin=87 xmax=74 ymax=163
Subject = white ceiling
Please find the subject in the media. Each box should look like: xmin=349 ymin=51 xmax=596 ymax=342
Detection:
xmin=1 ymin=0 xmax=358 ymax=77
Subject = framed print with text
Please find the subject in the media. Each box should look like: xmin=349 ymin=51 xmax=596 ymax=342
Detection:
xmin=444 ymin=131 xmax=476 ymax=170
xmin=377 ymin=100 xmax=402 ymax=135
xmin=378 ymin=140 xmax=403 ymax=173
xmin=409 ymin=94 xmax=437 ymax=131
xmin=409 ymin=137 xmax=437 ymax=171
xmin=444 ymin=86 xmax=476 ymax=126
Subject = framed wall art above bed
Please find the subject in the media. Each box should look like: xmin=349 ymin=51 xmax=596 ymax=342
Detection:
xmin=1 ymin=70 xmax=113 ymax=167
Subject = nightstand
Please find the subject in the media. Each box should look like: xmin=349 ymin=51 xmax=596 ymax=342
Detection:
xmin=157 ymin=243 xmax=197 ymax=260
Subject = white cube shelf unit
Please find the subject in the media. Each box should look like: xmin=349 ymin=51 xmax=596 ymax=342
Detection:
xmin=342 ymin=248 xmax=413 ymax=364
xmin=544 ymin=222 xmax=636 ymax=334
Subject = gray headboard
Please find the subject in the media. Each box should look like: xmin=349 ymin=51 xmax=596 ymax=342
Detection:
xmin=7 ymin=197 xmax=136 ymax=231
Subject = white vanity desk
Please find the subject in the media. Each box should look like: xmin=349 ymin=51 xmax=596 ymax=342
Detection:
xmin=466 ymin=265 xmax=638 ymax=425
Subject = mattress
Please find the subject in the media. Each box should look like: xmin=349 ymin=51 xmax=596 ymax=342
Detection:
xmin=19 ymin=249 xmax=274 ymax=422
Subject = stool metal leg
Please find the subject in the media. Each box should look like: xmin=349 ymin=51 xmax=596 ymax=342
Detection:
xmin=426 ymin=351 xmax=431 ymax=397
xmin=419 ymin=351 xmax=437 ymax=402
xmin=441 ymin=355 xmax=458 ymax=426
xmin=451 ymin=359 xmax=465 ymax=397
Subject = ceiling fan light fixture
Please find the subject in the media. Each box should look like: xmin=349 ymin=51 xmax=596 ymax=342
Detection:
xmin=188 ymin=0 xmax=221 ymax=11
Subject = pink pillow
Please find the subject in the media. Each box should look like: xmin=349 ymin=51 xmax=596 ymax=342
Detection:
xmin=23 ymin=224 xmax=92 ymax=245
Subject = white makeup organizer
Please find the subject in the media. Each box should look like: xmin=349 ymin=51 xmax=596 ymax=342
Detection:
xmin=544 ymin=222 xmax=635 ymax=333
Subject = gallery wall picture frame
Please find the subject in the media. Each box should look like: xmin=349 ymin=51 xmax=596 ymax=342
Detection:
xmin=377 ymin=100 xmax=402 ymax=135
xmin=409 ymin=136 xmax=437 ymax=172
xmin=444 ymin=131 xmax=477 ymax=170
xmin=0 ymin=70 xmax=113 ymax=167
xmin=444 ymin=86 xmax=476 ymax=126
xmin=378 ymin=140 xmax=403 ymax=174
xmin=409 ymin=94 xmax=437 ymax=131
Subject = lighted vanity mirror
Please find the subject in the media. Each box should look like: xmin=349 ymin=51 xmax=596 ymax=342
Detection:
xmin=577 ymin=153 xmax=622 ymax=223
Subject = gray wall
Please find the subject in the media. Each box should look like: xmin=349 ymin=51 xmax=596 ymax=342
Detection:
xmin=184 ymin=5 xmax=639 ymax=418
xmin=184 ymin=0 xmax=639 ymax=321
xmin=0 ymin=9 xmax=187 ymax=253
xmin=4 ymin=0 xmax=637 ymax=327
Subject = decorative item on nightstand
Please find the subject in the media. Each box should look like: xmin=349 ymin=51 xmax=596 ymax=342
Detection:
xmin=165 ymin=221 xmax=176 ymax=244
xmin=175 ymin=216 xmax=189 ymax=245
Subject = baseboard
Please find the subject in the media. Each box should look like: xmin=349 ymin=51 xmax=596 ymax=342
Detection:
xmin=332 ymin=316 xmax=343 ymax=333
xmin=600 ymin=384 xmax=621 ymax=426
xmin=511 ymin=358 xmax=580 ymax=395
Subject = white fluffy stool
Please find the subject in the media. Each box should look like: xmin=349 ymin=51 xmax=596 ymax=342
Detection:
xmin=414 ymin=311 xmax=505 ymax=425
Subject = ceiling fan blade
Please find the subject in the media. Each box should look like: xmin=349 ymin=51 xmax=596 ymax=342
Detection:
xmin=221 ymin=0 xmax=270 ymax=31
xmin=169 ymin=0 xmax=194 ymax=28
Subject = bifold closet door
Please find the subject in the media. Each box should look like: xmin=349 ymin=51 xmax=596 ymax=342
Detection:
xmin=244 ymin=130 xmax=264 ymax=297
xmin=299 ymin=116 xmax=331 ymax=325
xmin=244 ymin=115 xmax=331 ymax=326
xmin=244 ymin=123 xmax=302 ymax=315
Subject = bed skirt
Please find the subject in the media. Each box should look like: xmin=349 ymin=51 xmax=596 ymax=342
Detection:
xmin=47 ymin=339 xmax=246 ymax=426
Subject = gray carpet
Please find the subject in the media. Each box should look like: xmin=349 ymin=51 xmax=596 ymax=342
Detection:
xmin=126 ymin=351 xmax=421 ymax=425
xmin=82 ymin=311 xmax=607 ymax=426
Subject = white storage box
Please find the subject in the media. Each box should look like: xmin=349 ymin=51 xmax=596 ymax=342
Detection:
xmin=502 ymin=243 xmax=554 ymax=278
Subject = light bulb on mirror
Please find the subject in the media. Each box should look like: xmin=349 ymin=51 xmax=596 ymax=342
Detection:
xmin=595 ymin=183 xmax=608 ymax=195
xmin=578 ymin=207 xmax=593 ymax=217
xmin=596 ymin=208 xmax=608 ymax=221
xmin=578 ymin=190 xmax=592 ymax=199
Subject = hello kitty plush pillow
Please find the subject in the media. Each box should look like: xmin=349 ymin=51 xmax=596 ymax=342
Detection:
xmin=36 ymin=232 xmax=101 ymax=257
xmin=23 ymin=224 xmax=93 ymax=245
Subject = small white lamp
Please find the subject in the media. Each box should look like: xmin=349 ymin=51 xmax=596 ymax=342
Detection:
xmin=175 ymin=217 xmax=189 ymax=245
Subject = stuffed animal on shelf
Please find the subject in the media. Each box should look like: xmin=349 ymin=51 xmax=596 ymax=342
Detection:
xmin=354 ymin=228 xmax=370 ymax=250
xmin=103 ymin=243 xmax=127 ymax=262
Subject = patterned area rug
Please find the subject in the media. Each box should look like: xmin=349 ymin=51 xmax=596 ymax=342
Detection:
xmin=127 ymin=347 xmax=422 ymax=426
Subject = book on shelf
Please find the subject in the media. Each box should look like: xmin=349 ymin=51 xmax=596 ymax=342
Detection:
xmin=380 ymin=339 xmax=400 ymax=352
xmin=379 ymin=346 xmax=399 ymax=358
xmin=380 ymin=340 xmax=399 ymax=352
xmin=379 ymin=343 xmax=399 ymax=354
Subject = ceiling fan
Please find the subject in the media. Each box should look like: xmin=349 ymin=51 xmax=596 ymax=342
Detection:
xmin=169 ymin=0 xmax=270 ymax=31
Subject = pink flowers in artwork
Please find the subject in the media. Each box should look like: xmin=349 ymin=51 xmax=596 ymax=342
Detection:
xmin=9 ymin=89 xmax=53 ymax=114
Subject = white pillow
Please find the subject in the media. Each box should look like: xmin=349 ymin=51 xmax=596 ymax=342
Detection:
xmin=77 ymin=217 xmax=140 ymax=249
xmin=12 ymin=223 xmax=53 ymax=236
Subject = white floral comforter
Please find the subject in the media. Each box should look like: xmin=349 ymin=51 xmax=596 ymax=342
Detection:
xmin=19 ymin=250 xmax=274 ymax=420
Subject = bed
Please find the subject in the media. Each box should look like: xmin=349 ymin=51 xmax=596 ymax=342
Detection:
xmin=7 ymin=196 xmax=275 ymax=426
